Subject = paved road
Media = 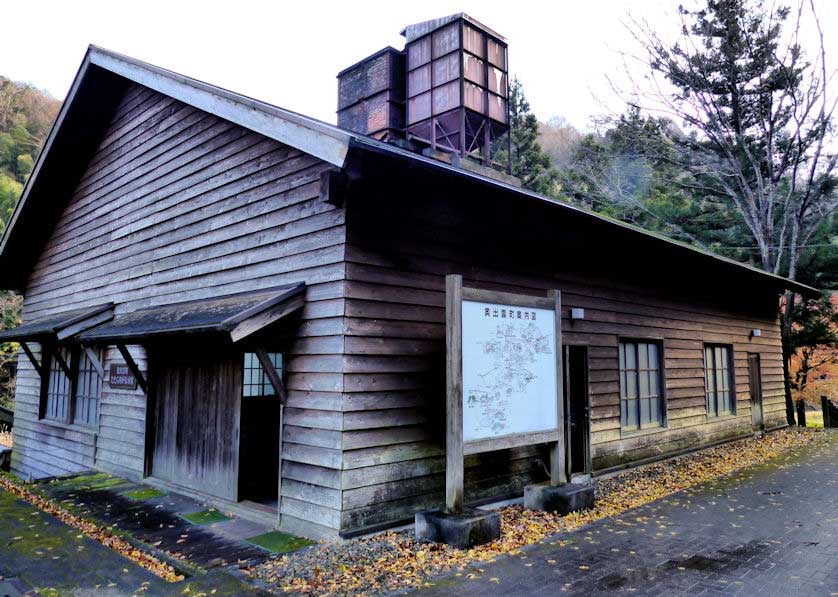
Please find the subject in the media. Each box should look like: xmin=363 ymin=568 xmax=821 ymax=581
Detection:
xmin=421 ymin=433 xmax=838 ymax=596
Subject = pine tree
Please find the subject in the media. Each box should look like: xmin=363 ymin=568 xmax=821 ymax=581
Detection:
xmin=507 ymin=78 xmax=557 ymax=195
xmin=626 ymin=0 xmax=836 ymax=424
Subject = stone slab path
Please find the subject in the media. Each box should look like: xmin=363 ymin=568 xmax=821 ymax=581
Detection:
xmin=40 ymin=473 xmax=273 ymax=569
xmin=0 ymin=484 xmax=265 ymax=595
xmin=418 ymin=433 xmax=838 ymax=596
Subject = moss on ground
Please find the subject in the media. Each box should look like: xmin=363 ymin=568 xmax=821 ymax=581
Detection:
xmin=0 ymin=489 xmax=74 ymax=558
xmin=121 ymin=487 xmax=167 ymax=501
xmin=48 ymin=472 xmax=129 ymax=493
xmin=180 ymin=509 xmax=231 ymax=525
xmin=246 ymin=530 xmax=314 ymax=554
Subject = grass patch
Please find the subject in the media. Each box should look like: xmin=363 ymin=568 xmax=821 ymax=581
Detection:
xmin=180 ymin=509 xmax=231 ymax=525
xmin=122 ymin=487 xmax=167 ymax=501
xmin=806 ymin=410 xmax=824 ymax=429
xmin=246 ymin=531 xmax=313 ymax=554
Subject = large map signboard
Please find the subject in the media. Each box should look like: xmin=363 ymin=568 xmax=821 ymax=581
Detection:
xmin=461 ymin=301 xmax=558 ymax=442
xmin=444 ymin=275 xmax=565 ymax=513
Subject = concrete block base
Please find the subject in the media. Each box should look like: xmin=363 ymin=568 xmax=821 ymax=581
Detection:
xmin=524 ymin=482 xmax=595 ymax=514
xmin=415 ymin=507 xmax=501 ymax=549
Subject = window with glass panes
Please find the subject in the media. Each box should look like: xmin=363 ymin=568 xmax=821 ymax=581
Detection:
xmin=704 ymin=345 xmax=734 ymax=416
xmin=74 ymin=348 xmax=103 ymax=427
xmin=242 ymin=352 xmax=282 ymax=397
xmin=618 ymin=340 xmax=664 ymax=430
xmin=42 ymin=346 xmax=104 ymax=427
xmin=44 ymin=346 xmax=72 ymax=422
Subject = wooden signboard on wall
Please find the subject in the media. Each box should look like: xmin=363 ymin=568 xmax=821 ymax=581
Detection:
xmin=109 ymin=363 xmax=138 ymax=389
xmin=446 ymin=274 xmax=565 ymax=513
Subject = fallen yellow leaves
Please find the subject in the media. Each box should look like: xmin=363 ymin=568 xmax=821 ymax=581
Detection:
xmin=249 ymin=428 xmax=828 ymax=595
xmin=0 ymin=474 xmax=183 ymax=582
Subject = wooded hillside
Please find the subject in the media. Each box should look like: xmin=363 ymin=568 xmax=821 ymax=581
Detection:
xmin=0 ymin=77 xmax=59 ymax=408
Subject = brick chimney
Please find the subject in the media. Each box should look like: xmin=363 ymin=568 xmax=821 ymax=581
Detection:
xmin=336 ymin=47 xmax=405 ymax=141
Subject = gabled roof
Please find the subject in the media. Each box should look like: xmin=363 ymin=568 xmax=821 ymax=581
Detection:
xmin=0 ymin=45 xmax=818 ymax=297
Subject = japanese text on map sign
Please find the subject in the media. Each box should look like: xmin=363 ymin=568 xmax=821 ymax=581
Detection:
xmin=461 ymin=300 xmax=558 ymax=442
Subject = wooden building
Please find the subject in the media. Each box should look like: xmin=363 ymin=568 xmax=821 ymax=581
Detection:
xmin=0 ymin=19 xmax=816 ymax=539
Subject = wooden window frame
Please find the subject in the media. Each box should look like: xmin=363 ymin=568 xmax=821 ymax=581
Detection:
xmin=41 ymin=343 xmax=74 ymax=424
xmin=241 ymin=351 xmax=283 ymax=399
xmin=618 ymin=338 xmax=667 ymax=433
xmin=39 ymin=342 xmax=102 ymax=429
xmin=703 ymin=343 xmax=736 ymax=418
xmin=73 ymin=346 xmax=103 ymax=428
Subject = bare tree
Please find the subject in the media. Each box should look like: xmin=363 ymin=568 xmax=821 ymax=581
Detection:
xmin=616 ymin=0 xmax=836 ymax=423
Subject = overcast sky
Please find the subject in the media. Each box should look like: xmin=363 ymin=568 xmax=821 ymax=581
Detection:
xmin=2 ymin=1 xmax=835 ymax=131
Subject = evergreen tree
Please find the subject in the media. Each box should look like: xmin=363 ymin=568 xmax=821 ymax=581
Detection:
xmin=624 ymin=0 xmax=836 ymax=424
xmin=507 ymin=78 xmax=558 ymax=195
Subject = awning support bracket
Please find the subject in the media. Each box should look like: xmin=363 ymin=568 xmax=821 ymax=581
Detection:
xmin=116 ymin=343 xmax=147 ymax=394
xmin=52 ymin=346 xmax=72 ymax=379
xmin=255 ymin=348 xmax=287 ymax=404
xmin=82 ymin=345 xmax=106 ymax=380
xmin=20 ymin=342 xmax=43 ymax=377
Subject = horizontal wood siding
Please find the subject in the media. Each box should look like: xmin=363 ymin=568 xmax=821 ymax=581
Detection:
xmin=340 ymin=192 xmax=785 ymax=533
xmin=12 ymin=82 xmax=347 ymax=534
xmin=95 ymin=345 xmax=147 ymax=479
xmin=11 ymin=343 xmax=95 ymax=479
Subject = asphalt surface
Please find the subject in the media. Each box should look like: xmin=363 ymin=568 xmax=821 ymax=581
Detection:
xmin=419 ymin=433 xmax=838 ymax=596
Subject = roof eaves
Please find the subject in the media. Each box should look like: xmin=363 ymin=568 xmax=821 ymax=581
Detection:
xmin=87 ymin=46 xmax=352 ymax=168
xmin=0 ymin=52 xmax=93 ymax=264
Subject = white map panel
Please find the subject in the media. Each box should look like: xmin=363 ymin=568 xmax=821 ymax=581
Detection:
xmin=461 ymin=300 xmax=558 ymax=442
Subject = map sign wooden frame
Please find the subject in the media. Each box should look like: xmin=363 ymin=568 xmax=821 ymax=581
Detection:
xmin=446 ymin=274 xmax=565 ymax=513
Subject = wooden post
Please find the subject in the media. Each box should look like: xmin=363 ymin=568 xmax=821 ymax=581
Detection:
xmin=277 ymin=402 xmax=284 ymax=529
xmin=445 ymin=274 xmax=464 ymax=514
xmin=550 ymin=290 xmax=567 ymax=486
xmin=796 ymin=400 xmax=806 ymax=427
xmin=822 ymin=396 xmax=830 ymax=428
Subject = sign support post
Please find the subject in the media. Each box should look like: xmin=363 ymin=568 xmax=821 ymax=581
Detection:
xmin=550 ymin=289 xmax=567 ymax=487
xmin=445 ymin=274 xmax=464 ymax=513
xmin=418 ymin=274 xmax=593 ymax=548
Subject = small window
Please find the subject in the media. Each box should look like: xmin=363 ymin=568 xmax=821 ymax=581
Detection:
xmin=45 ymin=346 xmax=72 ymax=422
xmin=705 ymin=345 xmax=735 ymax=416
xmin=619 ymin=340 xmax=664 ymax=430
xmin=74 ymin=348 xmax=103 ymax=427
xmin=242 ymin=352 xmax=282 ymax=397
xmin=41 ymin=345 xmax=104 ymax=427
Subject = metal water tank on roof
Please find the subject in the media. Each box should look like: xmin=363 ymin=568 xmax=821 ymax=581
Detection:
xmin=402 ymin=13 xmax=510 ymax=167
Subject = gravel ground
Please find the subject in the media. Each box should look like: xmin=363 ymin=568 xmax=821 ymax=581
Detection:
xmin=247 ymin=428 xmax=827 ymax=595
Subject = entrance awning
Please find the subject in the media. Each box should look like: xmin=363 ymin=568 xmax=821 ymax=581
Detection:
xmin=0 ymin=303 xmax=114 ymax=343
xmin=76 ymin=283 xmax=305 ymax=344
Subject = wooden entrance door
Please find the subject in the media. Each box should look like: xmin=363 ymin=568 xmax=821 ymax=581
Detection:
xmin=747 ymin=353 xmax=764 ymax=432
xmin=149 ymin=348 xmax=242 ymax=501
xmin=565 ymin=345 xmax=591 ymax=476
